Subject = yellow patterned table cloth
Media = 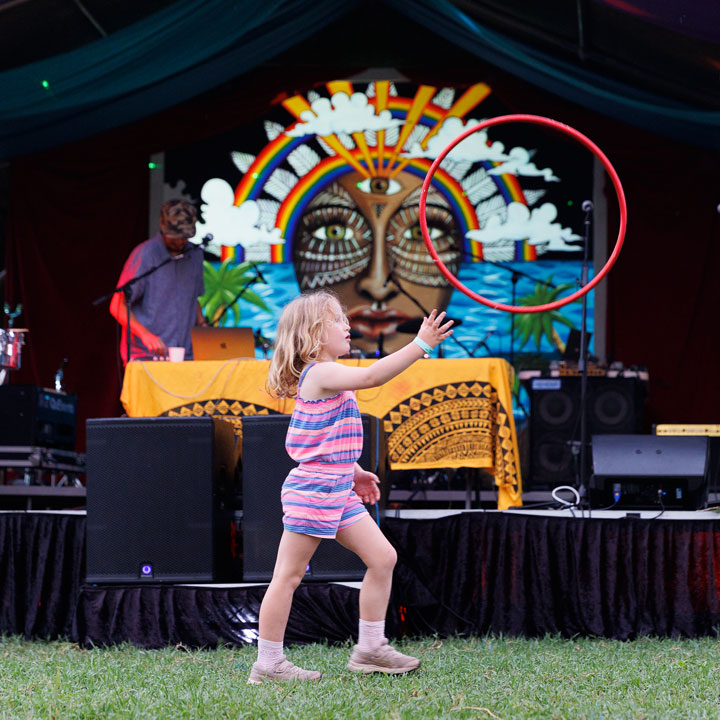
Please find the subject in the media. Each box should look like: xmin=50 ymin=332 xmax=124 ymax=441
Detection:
xmin=120 ymin=358 xmax=522 ymax=508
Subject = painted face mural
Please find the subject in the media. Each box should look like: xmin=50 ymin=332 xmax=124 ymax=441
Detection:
xmin=174 ymin=79 xmax=591 ymax=357
xmin=290 ymin=169 xmax=462 ymax=354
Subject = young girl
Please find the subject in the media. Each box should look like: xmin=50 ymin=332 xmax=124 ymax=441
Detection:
xmin=248 ymin=290 xmax=454 ymax=684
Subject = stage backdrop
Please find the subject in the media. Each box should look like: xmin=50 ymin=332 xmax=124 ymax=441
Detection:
xmin=163 ymin=78 xmax=594 ymax=364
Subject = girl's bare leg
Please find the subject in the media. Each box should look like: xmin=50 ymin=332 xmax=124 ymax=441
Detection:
xmin=258 ymin=530 xmax=321 ymax=641
xmin=336 ymin=515 xmax=397 ymax=621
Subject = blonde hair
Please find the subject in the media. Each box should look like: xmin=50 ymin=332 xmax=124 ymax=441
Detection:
xmin=267 ymin=290 xmax=343 ymax=398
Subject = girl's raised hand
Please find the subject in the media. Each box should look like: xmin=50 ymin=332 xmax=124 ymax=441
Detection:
xmin=417 ymin=309 xmax=454 ymax=349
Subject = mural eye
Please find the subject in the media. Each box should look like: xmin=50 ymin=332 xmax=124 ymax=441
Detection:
xmin=387 ymin=206 xmax=462 ymax=287
xmin=355 ymin=177 xmax=403 ymax=195
xmin=294 ymin=205 xmax=372 ymax=289
xmin=312 ymin=223 xmax=354 ymax=241
xmin=406 ymin=225 xmax=442 ymax=242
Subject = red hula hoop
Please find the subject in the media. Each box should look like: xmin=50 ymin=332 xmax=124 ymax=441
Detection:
xmin=419 ymin=114 xmax=627 ymax=313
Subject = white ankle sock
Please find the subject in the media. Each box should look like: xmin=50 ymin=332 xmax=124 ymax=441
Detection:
xmin=257 ymin=638 xmax=284 ymax=668
xmin=357 ymin=619 xmax=385 ymax=652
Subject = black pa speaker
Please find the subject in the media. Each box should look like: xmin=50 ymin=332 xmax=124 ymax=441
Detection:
xmin=86 ymin=416 xmax=239 ymax=583
xmin=241 ymin=413 xmax=387 ymax=582
xmin=590 ymin=434 xmax=709 ymax=509
xmin=528 ymin=376 xmax=646 ymax=487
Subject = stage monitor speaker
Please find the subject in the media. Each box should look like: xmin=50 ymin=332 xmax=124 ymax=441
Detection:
xmin=528 ymin=376 xmax=646 ymax=487
xmin=590 ymin=434 xmax=709 ymax=509
xmin=654 ymin=425 xmax=720 ymax=495
xmin=241 ymin=413 xmax=387 ymax=582
xmin=86 ymin=416 xmax=239 ymax=583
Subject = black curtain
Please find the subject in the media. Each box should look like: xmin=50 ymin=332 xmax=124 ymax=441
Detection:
xmin=386 ymin=513 xmax=720 ymax=640
xmin=77 ymin=583 xmax=361 ymax=649
xmin=0 ymin=512 xmax=85 ymax=639
xmin=3 ymin=512 xmax=720 ymax=646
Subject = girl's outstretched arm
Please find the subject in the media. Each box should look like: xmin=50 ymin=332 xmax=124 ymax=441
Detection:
xmin=308 ymin=309 xmax=454 ymax=395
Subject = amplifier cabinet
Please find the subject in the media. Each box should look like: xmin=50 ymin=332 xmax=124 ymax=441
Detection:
xmin=0 ymin=385 xmax=77 ymax=449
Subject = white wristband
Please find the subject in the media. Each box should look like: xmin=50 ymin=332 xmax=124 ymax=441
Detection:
xmin=412 ymin=336 xmax=433 ymax=356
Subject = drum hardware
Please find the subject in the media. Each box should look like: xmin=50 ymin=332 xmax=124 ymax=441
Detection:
xmin=2 ymin=301 xmax=27 ymax=377
xmin=3 ymin=301 xmax=22 ymax=328
xmin=0 ymin=328 xmax=27 ymax=373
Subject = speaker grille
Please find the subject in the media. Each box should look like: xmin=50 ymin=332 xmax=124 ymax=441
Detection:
xmin=86 ymin=417 xmax=237 ymax=583
xmin=537 ymin=390 xmax=576 ymax=427
xmin=528 ymin=377 xmax=646 ymax=487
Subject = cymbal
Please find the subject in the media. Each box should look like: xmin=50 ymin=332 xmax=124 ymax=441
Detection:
xmin=395 ymin=316 xmax=462 ymax=333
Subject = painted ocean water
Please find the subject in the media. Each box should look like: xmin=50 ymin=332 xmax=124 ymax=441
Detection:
xmin=221 ymin=260 xmax=595 ymax=361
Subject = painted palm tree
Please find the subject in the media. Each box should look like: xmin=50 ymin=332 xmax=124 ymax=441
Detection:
xmin=200 ymin=261 xmax=270 ymax=326
xmin=512 ymin=277 xmax=576 ymax=353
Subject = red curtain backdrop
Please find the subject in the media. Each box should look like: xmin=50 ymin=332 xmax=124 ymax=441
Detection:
xmin=478 ymin=66 xmax=720 ymax=428
xmin=5 ymin=62 xmax=720 ymax=450
xmin=4 ymin=66 xmax=331 ymax=448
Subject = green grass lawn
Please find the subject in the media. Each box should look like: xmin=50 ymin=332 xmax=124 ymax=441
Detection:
xmin=1 ymin=634 xmax=719 ymax=719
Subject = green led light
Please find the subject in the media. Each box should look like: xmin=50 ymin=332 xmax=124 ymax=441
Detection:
xmin=148 ymin=162 xmax=158 ymax=169
xmin=41 ymin=80 xmax=50 ymax=89
xmin=567 ymin=200 xmax=574 ymax=206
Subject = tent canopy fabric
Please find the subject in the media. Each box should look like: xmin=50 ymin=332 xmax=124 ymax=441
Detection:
xmin=0 ymin=0 xmax=717 ymax=160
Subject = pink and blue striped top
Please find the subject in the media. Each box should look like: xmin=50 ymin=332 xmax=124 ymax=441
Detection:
xmin=286 ymin=362 xmax=364 ymax=466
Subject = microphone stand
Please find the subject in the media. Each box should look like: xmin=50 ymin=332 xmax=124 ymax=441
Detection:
xmin=93 ymin=239 xmax=207 ymax=364
xmin=460 ymin=251 xmax=560 ymax=364
xmin=386 ymin=270 xmax=474 ymax=358
xmin=577 ymin=200 xmax=594 ymax=509
xmin=212 ymin=264 xmax=265 ymax=327
xmin=375 ymin=333 xmax=385 ymax=359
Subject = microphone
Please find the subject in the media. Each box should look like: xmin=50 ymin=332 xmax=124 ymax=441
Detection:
xmin=253 ymin=329 xmax=272 ymax=348
xmin=175 ymin=234 xmax=213 ymax=259
xmin=253 ymin=263 xmax=268 ymax=284
xmin=581 ymin=200 xmax=594 ymax=213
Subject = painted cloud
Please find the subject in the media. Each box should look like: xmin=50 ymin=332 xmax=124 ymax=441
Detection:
xmin=488 ymin=147 xmax=560 ymax=181
xmin=285 ymin=92 xmax=403 ymax=138
xmin=466 ymin=202 xmax=581 ymax=260
xmin=401 ymin=116 xmax=508 ymax=162
xmin=190 ymin=178 xmax=285 ymax=259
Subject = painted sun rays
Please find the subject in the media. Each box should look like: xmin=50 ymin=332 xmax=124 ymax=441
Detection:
xmin=227 ymin=81 xmax=497 ymax=263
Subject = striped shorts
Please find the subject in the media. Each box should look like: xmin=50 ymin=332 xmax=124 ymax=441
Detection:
xmin=280 ymin=461 xmax=367 ymax=538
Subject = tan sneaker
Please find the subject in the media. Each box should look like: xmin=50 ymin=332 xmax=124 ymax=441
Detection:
xmin=346 ymin=639 xmax=420 ymax=675
xmin=247 ymin=656 xmax=322 ymax=684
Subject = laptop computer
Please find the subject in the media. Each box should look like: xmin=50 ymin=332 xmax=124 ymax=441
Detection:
xmin=190 ymin=327 xmax=256 ymax=360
